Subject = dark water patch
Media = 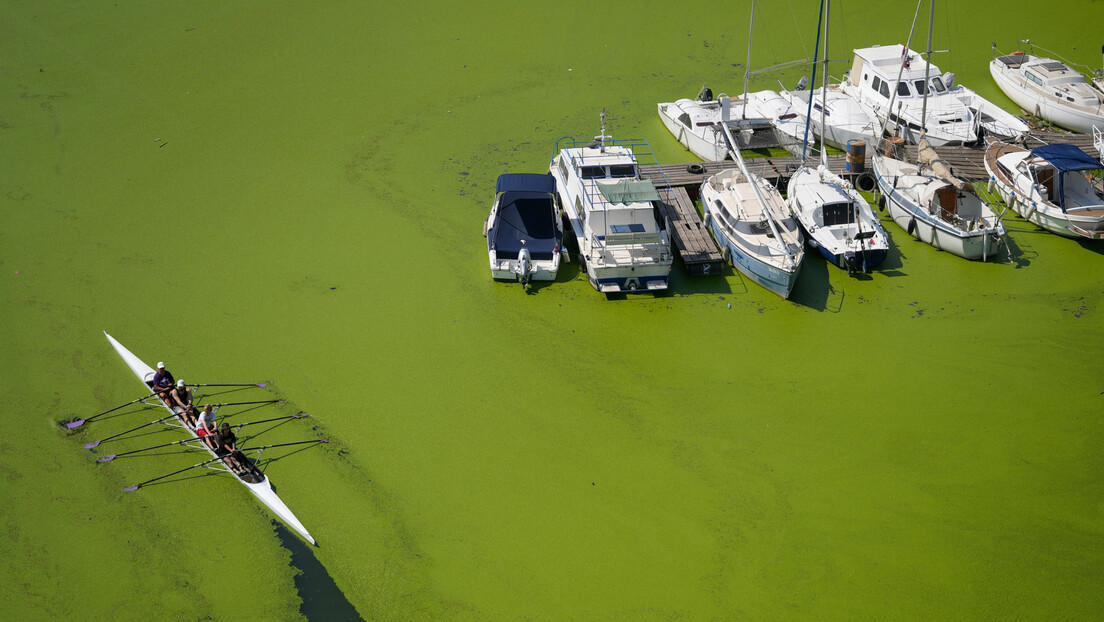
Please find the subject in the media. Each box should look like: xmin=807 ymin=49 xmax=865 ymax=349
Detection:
xmin=274 ymin=522 xmax=364 ymax=622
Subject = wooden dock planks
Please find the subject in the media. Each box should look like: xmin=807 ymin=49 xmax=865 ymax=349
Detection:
xmin=655 ymin=186 xmax=724 ymax=277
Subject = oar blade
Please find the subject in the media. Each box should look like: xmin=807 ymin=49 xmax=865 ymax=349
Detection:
xmin=66 ymin=419 xmax=87 ymax=429
xmin=256 ymin=382 xmax=270 ymax=388
xmin=83 ymin=441 xmax=101 ymax=450
xmin=96 ymin=455 xmax=116 ymax=463
xmin=123 ymin=485 xmax=140 ymax=492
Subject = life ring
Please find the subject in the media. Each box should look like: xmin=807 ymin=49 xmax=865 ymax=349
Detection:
xmin=687 ymin=163 xmax=706 ymax=175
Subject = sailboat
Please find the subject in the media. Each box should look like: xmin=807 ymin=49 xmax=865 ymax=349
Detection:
xmin=787 ymin=0 xmax=889 ymax=273
xmin=871 ymin=0 xmax=1006 ymax=260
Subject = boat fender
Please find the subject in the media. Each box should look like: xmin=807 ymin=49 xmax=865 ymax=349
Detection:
xmin=687 ymin=163 xmax=706 ymax=175
xmin=855 ymin=172 xmax=877 ymax=193
xmin=877 ymin=195 xmax=886 ymax=211
xmin=482 ymin=218 xmax=489 ymax=238
xmin=1023 ymin=202 xmax=1036 ymax=219
xmin=907 ymin=217 xmax=917 ymax=236
xmin=987 ymin=176 xmax=995 ymax=193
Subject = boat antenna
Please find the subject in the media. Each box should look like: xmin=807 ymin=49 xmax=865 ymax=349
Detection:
xmin=800 ymin=0 xmax=826 ymax=162
xmin=877 ymin=0 xmax=923 ymax=139
xmin=741 ymin=0 xmax=756 ymax=120
xmin=599 ymin=107 xmax=607 ymax=153
xmin=920 ymin=0 xmax=934 ymax=135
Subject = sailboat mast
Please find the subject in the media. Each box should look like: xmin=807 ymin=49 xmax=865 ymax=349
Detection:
xmin=921 ymin=0 xmax=934 ymax=133
xmin=801 ymin=0 xmax=825 ymax=161
xmin=741 ymin=0 xmax=756 ymax=120
xmin=819 ymin=0 xmax=830 ymax=168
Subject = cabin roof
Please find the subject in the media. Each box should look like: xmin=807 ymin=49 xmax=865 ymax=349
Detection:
xmin=853 ymin=44 xmax=943 ymax=78
xmin=1031 ymin=144 xmax=1102 ymax=172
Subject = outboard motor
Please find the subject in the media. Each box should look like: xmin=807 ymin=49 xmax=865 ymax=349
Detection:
xmin=942 ymin=72 xmax=955 ymax=89
xmin=514 ymin=246 xmax=533 ymax=287
xmin=794 ymin=76 xmax=809 ymax=92
xmin=698 ymin=85 xmax=714 ymax=102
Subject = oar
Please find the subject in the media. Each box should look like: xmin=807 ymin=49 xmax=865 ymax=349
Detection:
xmin=188 ymin=382 xmax=270 ymax=388
xmin=240 ymin=438 xmax=330 ymax=456
xmin=83 ymin=412 xmax=180 ymax=450
xmin=97 ymin=437 xmax=202 ymax=463
xmin=209 ymin=399 xmax=282 ymax=407
xmin=65 ymin=394 xmax=155 ymax=429
xmin=123 ymin=454 xmax=228 ymax=492
xmin=123 ymin=439 xmax=329 ymax=492
xmin=230 ymin=412 xmax=309 ymax=429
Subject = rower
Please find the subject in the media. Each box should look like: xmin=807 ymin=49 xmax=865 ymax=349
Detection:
xmin=170 ymin=379 xmax=195 ymax=423
xmin=195 ymin=404 xmax=218 ymax=450
xmin=215 ymin=423 xmax=246 ymax=474
xmin=150 ymin=362 xmax=175 ymax=408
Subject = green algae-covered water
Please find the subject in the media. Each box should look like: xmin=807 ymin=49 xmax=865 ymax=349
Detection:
xmin=3 ymin=1 xmax=1104 ymax=619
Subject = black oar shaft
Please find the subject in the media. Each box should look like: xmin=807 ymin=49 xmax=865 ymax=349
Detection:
xmin=124 ymin=455 xmax=226 ymax=491
xmin=98 ymin=437 xmax=198 ymax=462
xmin=188 ymin=383 xmax=269 ymax=388
xmin=231 ymin=413 xmax=307 ymax=428
xmin=212 ymin=400 xmax=281 ymax=407
xmin=66 ymin=393 xmax=156 ymax=428
xmin=84 ymin=412 xmax=178 ymax=449
xmin=243 ymin=439 xmax=328 ymax=453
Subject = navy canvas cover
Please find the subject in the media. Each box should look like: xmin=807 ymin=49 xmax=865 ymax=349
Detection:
xmin=490 ymin=174 xmax=560 ymax=260
xmin=1031 ymin=144 xmax=1102 ymax=172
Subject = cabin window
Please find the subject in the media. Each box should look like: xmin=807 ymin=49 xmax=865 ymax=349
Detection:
xmin=897 ymin=82 xmax=911 ymax=97
xmin=610 ymin=224 xmax=646 ymax=233
xmin=1026 ymin=71 xmax=1043 ymax=86
xmin=930 ymin=77 xmax=946 ymax=92
xmin=581 ymin=166 xmax=605 ymax=179
xmin=878 ymin=80 xmax=891 ymax=99
xmin=558 ymin=160 xmax=569 ymax=180
xmin=872 ymin=76 xmax=883 ymax=93
xmin=913 ymin=80 xmax=928 ymax=96
xmin=822 ymin=202 xmax=855 ymax=226
xmin=678 ymin=113 xmax=691 ymax=128
xmin=609 ymin=165 xmax=636 ymax=178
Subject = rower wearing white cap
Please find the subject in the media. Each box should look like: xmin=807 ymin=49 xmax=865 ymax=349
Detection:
xmin=170 ymin=378 xmax=196 ymax=426
xmin=195 ymin=404 xmax=219 ymax=450
xmin=150 ymin=361 xmax=175 ymax=408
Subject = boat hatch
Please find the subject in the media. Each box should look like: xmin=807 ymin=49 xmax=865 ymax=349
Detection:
xmin=610 ymin=224 xmax=646 ymax=233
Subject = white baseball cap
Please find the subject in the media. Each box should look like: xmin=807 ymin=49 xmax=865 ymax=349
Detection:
xmin=157 ymin=361 xmax=165 ymax=369
xmin=177 ymin=379 xmax=185 ymax=387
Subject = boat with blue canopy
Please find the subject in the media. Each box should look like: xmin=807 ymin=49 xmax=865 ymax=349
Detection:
xmin=483 ymin=173 xmax=564 ymax=285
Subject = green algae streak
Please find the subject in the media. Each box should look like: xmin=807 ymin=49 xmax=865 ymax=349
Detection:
xmin=3 ymin=1 xmax=1104 ymax=620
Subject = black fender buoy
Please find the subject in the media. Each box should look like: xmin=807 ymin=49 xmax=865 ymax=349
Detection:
xmin=855 ymin=171 xmax=877 ymax=193
xmin=907 ymin=217 xmax=917 ymax=236
xmin=687 ymin=163 xmax=706 ymax=175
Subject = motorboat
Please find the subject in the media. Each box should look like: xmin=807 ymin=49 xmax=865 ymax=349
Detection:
xmin=840 ymin=44 xmax=1028 ymax=145
xmin=742 ymin=89 xmax=808 ymax=156
xmin=990 ymin=47 xmax=1104 ymax=134
xmin=984 ymin=141 xmax=1104 ymax=239
xmin=657 ymin=88 xmax=777 ymax=160
xmin=549 ymin=111 xmax=673 ymax=293
xmin=786 ymin=83 xmax=881 ymax=151
xmin=483 ymin=173 xmax=564 ymax=286
xmin=874 ymin=137 xmax=1006 ymax=259
xmin=702 ymin=166 xmax=804 ymax=298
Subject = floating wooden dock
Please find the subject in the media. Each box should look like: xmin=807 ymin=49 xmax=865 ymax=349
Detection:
xmin=655 ymin=186 xmax=723 ymax=276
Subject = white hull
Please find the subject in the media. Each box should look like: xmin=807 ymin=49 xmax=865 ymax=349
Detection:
xmin=873 ymin=154 xmax=1004 ymax=259
xmin=787 ymin=165 xmax=889 ymax=270
xmin=788 ymin=86 xmax=880 ymax=152
xmin=657 ymin=97 xmax=775 ymax=161
xmin=990 ymin=55 xmax=1104 ymax=134
xmin=550 ymin=134 xmax=673 ymax=293
xmin=984 ymin=142 xmax=1104 ymax=239
xmin=700 ymin=168 xmax=804 ymax=298
xmin=103 ymin=332 xmax=316 ymax=545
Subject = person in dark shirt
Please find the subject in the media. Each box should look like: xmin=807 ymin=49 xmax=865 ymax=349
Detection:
xmin=216 ymin=423 xmax=245 ymax=474
xmin=151 ymin=362 xmax=175 ymax=407
xmin=170 ymin=379 xmax=196 ymax=426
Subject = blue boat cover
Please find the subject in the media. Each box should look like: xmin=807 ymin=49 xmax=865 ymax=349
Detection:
xmin=1030 ymin=145 xmax=1102 ymax=211
xmin=1031 ymin=144 xmax=1102 ymax=172
xmin=489 ymin=174 xmax=560 ymax=260
xmin=496 ymin=173 xmax=556 ymax=195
